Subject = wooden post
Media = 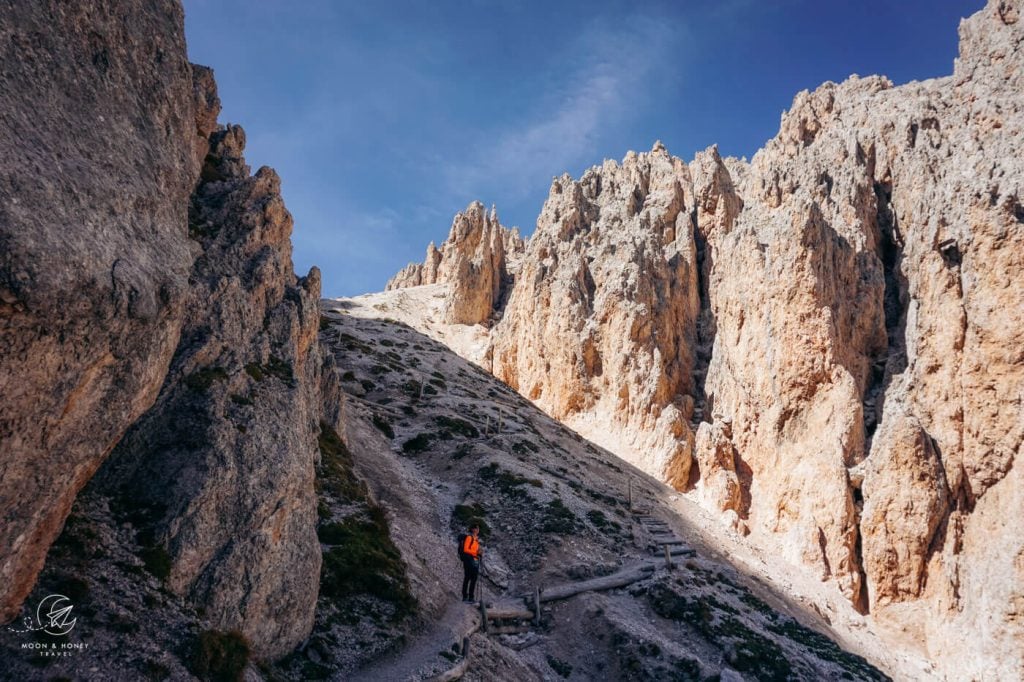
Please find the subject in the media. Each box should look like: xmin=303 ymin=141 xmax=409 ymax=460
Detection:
xmin=462 ymin=636 xmax=470 ymax=657
xmin=664 ymin=545 xmax=673 ymax=570
xmin=628 ymin=478 xmax=633 ymax=511
xmin=480 ymin=598 xmax=488 ymax=634
xmin=533 ymin=587 xmax=541 ymax=626
xmin=485 ymin=414 xmax=490 ymax=435
xmin=497 ymin=407 xmax=503 ymax=433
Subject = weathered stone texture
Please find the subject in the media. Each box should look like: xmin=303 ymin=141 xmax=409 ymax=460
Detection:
xmin=0 ymin=0 xmax=199 ymax=623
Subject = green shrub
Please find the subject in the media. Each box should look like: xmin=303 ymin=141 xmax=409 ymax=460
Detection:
xmin=371 ymin=414 xmax=395 ymax=438
xmin=435 ymin=416 xmax=478 ymax=438
xmin=542 ymin=498 xmax=578 ymax=534
xmin=185 ymin=367 xmax=228 ymax=392
xmin=319 ymin=506 xmax=416 ymax=620
xmin=402 ymin=433 xmax=433 ymax=454
xmin=229 ymin=393 xmax=253 ymax=406
xmin=547 ymin=656 xmax=573 ymax=678
xmin=478 ymin=463 xmax=542 ymax=498
xmin=451 ymin=503 xmax=491 ymax=539
xmin=191 ymin=630 xmax=250 ymax=682
xmin=317 ymin=422 xmax=365 ymax=502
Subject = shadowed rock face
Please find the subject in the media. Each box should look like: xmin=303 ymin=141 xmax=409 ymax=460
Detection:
xmin=93 ymin=120 xmax=326 ymax=659
xmin=0 ymin=1 xmax=330 ymax=661
xmin=0 ymin=0 xmax=199 ymax=623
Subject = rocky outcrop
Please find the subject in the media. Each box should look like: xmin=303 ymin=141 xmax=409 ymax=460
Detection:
xmin=491 ymin=144 xmax=702 ymax=483
xmin=386 ymin=202 xmax=524 ymax=325
xmin=0 ymin=1 xmax=332 ymax=663
xmin=94 ymin=120 xmax=325 ymax=659
xmin=396 ymin=3 xmax=1023 ymax=675
xmin=0 ymin=0 xmax=199 ymax=623
xmin=699 ymin=3 xmax=1023 ymax=674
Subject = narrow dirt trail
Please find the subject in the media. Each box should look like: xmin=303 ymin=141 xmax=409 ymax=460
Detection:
xmin=355 ymin=599 xmax=479 ymax=682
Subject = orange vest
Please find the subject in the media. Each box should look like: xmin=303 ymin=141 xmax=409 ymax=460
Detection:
xmin=462 ymin=535 xmax=479 ymax=559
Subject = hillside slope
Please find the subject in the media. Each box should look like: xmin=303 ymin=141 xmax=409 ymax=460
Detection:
xmin=305 ymin=296 xmax=928 ymax=681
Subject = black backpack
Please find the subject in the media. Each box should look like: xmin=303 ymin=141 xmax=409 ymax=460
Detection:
xmin=457 ymin=533 xmax=468 ymax=559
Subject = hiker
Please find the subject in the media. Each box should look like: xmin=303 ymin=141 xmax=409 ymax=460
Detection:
xmin=460 ymin=524 xmax=481 ymax=603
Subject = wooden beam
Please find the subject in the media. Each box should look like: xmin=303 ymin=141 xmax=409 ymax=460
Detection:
xmin=485 ymin=607 xmax=534 ymax=621
xmin=536 ymin=563 xmax=655 ymax=603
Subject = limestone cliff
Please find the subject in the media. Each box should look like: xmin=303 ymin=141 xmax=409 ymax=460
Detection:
xmin=93 ymin=120 xmax=326 ymax=659
xmin=391 ymin=2 xmax=1024 ymax=676
xmin=0 ymin=0 xmax=333 ymax=663
xmin=490 ymin=145 xmax=702 ymax=487
xmin=386 ymin=201 xmax=525 ymax=324
xmin=0 ymin=0 xmax=199 ymax=623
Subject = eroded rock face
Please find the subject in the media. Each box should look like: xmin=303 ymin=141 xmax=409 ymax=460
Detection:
xmin=0 ymin=1 xmax=199 ymax=623
xmin=386 ymin=202 xmax=524 ymax=325
xmin=702 ymin=3 xmax=1023 ymax=673
xmin=94 ymin=122 xmax=325 ymax=660
xmin=491 ymin=144 xmax=701 ymax=482
xmin=391 ymin=3 xmax=1023 ymax=675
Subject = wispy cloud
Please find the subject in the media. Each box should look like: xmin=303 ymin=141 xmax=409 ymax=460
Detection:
xmin=442 ymin=13 xmax=686 ymax=201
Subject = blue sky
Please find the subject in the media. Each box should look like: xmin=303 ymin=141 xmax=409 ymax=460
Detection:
xmin=183 ymin=0 xmax=981 ymax=297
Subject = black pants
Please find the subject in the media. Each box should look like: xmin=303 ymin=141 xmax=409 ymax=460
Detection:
xmin=461 ymin=558 xmax=479 ymax=600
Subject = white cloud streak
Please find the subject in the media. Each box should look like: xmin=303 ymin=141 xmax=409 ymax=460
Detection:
xmin=443 ymin=13 xmax=686 ymax=201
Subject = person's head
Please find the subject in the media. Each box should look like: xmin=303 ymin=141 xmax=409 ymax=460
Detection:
xmin=470 ymin=524 xmax=480 ymax=536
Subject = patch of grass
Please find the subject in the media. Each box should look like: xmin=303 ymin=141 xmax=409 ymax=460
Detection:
xmin=647 ymin=583 xmax=798 ymax=682
xmin=341 ymin=370 xmax=356 ymax=381
xmin=380 ymin=339 xmax=394 ymax=347
xmin=191 ymin=630 xmax=250 ymax=682
xmin=587 ymin=509 xmax=621 ymax=532
xmin=435 ymin=415 xmax=479 ymax=438
xmin=360 ymin=379 xmax=376 ymax=392
xmin=452 ymin=443 xmax=474 ymax=460
xmin=478 ymin=463 xmax=542 ymax=498
xmin=339 ymin=333 xmax=372 ymax=353
xmin=244 ymin=357 xmax=292 ymax=383
xmin=451 ymin=503 xmax=491 ymax=539
xmin=371 ymin=364 xmax=391 ymax=375
xmin=402 ymin=433 xmax=433 ymax=454
xmin=767 ymin=618 xmax=886 ymax=680
xmin=547 ymin=655 xmax=573 ymax=678
xmin=184 ymin=366 xmax=228 ymax=392
xmin=371 ymin=414 xmax=394 ymax=438
xmin=320 ymin=505 xmax=416 ymax=620
xmin=423 ymin=384 xmax=438 ymax=396
xmin=317 ymin=422 xmax=365 ymax=502
xmin=511 ymin=440 xmax=540 ymax=456
xmin=428 ymin=376 xmax=447 ymax=389
xmin=229 ymin=393 xmax=253 ymax=406
xmin=542 ymin=498 xmax=578 ymax=534
xmin=319 ymin=315 xmax=332 ymax=331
